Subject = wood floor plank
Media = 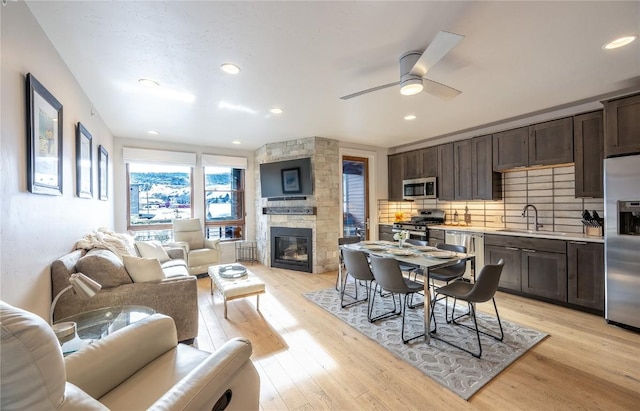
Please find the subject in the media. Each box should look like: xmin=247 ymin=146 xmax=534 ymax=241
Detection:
xmin=194 ymin=264 xmax=640 ymax=410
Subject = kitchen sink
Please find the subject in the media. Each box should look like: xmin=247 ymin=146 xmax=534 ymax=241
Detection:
xmin=497 ymin=228 xmax=568 ymax=236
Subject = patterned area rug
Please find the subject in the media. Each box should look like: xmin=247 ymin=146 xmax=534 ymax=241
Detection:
xmin=304 ymin=286 xmax=547 ymax=400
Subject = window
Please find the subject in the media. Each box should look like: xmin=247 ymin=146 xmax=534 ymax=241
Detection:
xmin=204 ymin=166 xmax=244 ymax=241
xmin=127 ymin=163 xmax=193 ymax=241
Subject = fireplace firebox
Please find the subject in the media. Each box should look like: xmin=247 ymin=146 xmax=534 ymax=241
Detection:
xmin=270 ymin=227 xmax=313 ymax=273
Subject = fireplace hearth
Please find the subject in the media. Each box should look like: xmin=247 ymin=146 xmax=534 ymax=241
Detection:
xmin=271 ymin=227 xmax=313 ymax=273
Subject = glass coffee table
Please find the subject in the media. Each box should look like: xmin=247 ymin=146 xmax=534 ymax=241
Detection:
xmin=55 ymin=305 xmax=155 ymax=355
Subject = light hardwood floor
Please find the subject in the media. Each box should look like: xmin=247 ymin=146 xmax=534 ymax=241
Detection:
xmin=195 ymin=264 xmax=640 ymax=410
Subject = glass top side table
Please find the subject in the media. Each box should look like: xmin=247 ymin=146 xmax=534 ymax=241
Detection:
xmin=55 ymin=305 xmax=155 ymax=355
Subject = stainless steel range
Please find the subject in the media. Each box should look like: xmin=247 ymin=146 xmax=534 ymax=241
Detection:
xmin=392 ymin=209 xmax=446 ymax=241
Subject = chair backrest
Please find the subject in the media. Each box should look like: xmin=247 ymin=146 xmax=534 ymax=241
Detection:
xmin=369 ymin=256 xmax=412 ymax=294
xmin=406 ymin=239 xmax=428 ymax=246
xmin=342 ymin=249 xmax=375 ymax=282
xmin=466 ymin=259 xmax=505 ymax=303
xmin=173 ymin=218 xmax=205 ymax=250
xmin=338 ymin=236 xmax=361 ymax=263
xmin=435 ymin=242 xmax=467 ymax=274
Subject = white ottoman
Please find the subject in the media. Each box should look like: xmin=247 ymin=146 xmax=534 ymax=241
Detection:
xmin=208 ymin=264 xmax=266 ymax=319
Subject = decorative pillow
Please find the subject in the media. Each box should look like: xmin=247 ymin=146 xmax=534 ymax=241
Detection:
xmin=75 ymin=249 xmax=133 ymax=288
xmin=123 ymin=256 xmax=165 ymax=283
xmin=135 ymin=241 xmax=170 ymax=263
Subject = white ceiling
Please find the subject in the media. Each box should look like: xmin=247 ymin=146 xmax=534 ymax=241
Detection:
xmin=26 ymin=1 xmax=640 ymax=151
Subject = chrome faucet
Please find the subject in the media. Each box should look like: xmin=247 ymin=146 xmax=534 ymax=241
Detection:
xmin=522 ymin=204 xmax=543 ymax=231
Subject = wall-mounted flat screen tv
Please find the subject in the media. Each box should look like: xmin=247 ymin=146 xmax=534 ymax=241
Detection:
xmin=259 ymin=157 xmax=313 ymax=198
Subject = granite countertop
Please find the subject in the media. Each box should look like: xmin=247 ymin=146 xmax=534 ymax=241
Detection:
xmin=428 ymin=224 xmax=604 ymax=243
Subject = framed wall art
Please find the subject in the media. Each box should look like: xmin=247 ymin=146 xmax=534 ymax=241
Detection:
xmin=76 ymin=123 xmax=93 ymax=198
xmin=98 ymin=145 xmax=108 ymax=200
xmin=26 ymin=73 xmax=63 ymax=195
xmin=281 ymin=167 xmax=301 ymax=194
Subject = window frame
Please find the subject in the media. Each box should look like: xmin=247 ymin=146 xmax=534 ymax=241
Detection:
xmin=203 ymin=166 xmax=245 ymax=242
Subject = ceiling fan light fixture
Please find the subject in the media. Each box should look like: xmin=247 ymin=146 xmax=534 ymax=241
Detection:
xmin=400 ymin=79 xmax=423 ymax=96
xmin=603 ymin=35 xmax=638 ymax=49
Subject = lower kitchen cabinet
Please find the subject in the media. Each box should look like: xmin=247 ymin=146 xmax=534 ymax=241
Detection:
xmin=567 ymin=241 xmax=604 ymax=311
xmin=428 ymin=229 xmax=444 ymax=247
xmin=521 ymin=249 xmax=567 ymax=301
xmin=379 ymin=224 xmax=395 ymax=242
xmin=485 ymin=245 xmax=521 ymax=292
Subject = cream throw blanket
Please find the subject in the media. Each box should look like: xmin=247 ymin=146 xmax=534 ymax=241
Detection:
xmin=75 ymin=227 xmax=137 ymax=259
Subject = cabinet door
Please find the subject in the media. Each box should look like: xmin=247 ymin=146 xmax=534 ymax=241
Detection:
xmin=574 ymin=111 xmax=604 ymax=198
xmin=485 ymin=245 xmax=521 ymax=292
xmin=528 ymin=117 xmax=573 ymax=166
xmin=428 ymin=230 xmax=445 ymax=247
xmin=521 ymin=250 xmax=567 ymax=302
xmin=472 ymin=134 xmax=501 ymax=200
xmin=437 ymin=143 xmax=454 ymax=200
xmin=492 ymin=127 xmax=529 ymax=171
xmin=403 ymin=150 xmax=422 ymax=180
xmin=567 ymin=242 xmax=604 ymax=311
xmin=454 ymin=140 xmax=472 ymax=200
xmin=378 ymin=225 xmax=395 ymax=242
xmin=420 ymin=147 xmax=438 ymax=177
xmin=604 ymin=93 xmax=640 ymax=157
xmin=388 ymin=154 xmax=404 ymax=200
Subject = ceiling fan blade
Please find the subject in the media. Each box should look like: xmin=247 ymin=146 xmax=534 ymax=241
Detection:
xmin=410 ymin=31 xmax=464 ymax=77
xmin=340 ymin=81 xmax=400 ymax=100
xmin=422 ymin=78 xmax=461 ymax=100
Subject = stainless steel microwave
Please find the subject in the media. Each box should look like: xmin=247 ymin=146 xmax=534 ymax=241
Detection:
xmin=402 ymin=177 xmax=437 ymax=200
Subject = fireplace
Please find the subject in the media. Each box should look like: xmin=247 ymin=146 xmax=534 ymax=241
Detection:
xmin=270 ymin=227 xmax=313 ymax=273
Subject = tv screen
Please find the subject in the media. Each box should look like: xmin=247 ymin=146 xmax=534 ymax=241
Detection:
xmin=259 ymin=157 xmax=313 ymax=198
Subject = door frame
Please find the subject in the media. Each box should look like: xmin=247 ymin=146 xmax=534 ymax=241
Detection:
xmin=338 ymin=148 xmax=378 ymax=240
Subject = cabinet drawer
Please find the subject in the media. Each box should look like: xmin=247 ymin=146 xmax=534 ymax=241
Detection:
xmin=485 ymin=234 xmax=566 ymax=253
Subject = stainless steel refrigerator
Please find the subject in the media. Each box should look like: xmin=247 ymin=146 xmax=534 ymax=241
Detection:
xmin=604 ymin=154 xmax=640 ymax=330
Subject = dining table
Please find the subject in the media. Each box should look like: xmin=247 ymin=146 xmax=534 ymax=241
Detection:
xmin=341 ymin=240 xmax=476 ymax=344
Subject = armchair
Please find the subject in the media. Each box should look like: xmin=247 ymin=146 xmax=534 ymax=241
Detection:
xmin=0 ymin=301 xmax=260 ymax=411
xmin=172 ymin=218 xmax=221 ymax=275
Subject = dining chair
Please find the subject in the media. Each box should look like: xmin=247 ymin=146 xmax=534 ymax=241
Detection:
xmin=432 ymin=259 xmax=505 ymax=358
xmin=401 ymin=239 xmax=429 ymax=281
xmin=335 ymin=236 xmax=362 ymax=291
xmin=340 ymin=249 xmax=377 ymax=320
xmin=369 ymin=255 xmax=429 ymax=343
xmin=429 ymin=242 xmax=467 ymax=321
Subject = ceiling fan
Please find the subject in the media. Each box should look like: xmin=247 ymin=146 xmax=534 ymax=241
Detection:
xmin=340 ymin=31 xmax=464 ymax=101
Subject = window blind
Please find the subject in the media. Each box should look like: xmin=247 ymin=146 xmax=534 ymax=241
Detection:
xmin=201 ymin=154 xmax=248 ymax=169
xmin=122 ymin=147 xmax=196 ymax=166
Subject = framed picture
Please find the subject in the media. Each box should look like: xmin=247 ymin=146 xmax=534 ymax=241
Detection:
xmin=26 ymin=73 xmax=63 ymax=195
xmin=76 ymin=123 xmax=93 ymax=198
xmin=98 ymin=145 xmax=108 ymax=200
xmin=281 ymin=167 xmax=301 ymax=194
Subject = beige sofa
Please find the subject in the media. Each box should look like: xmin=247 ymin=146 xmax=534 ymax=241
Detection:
xmin=0 ymin=301 xmax=260 ymax=410
xmin=51 ymin=248 xmax=198 ymax=342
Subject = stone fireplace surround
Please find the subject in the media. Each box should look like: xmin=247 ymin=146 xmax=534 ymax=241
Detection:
xmin=255 ymin=137 xmax=340 ymax=273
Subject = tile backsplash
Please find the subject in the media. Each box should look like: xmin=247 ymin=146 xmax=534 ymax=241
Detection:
xmin=378 ymin=165 xmax=603 ymax=234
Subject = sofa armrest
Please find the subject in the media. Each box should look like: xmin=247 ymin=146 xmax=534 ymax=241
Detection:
xmin=65 ymin=314 xmax=178 ymax=400
xmin=166 ymin=241 xmax=190 ymax=254
xmin=164 ymin=246 xmax=186 ymax=260
xmin=204 ymin=238 xmax=220 ymax=250
xmin=149 ymin=338 xmax=260 ymax=411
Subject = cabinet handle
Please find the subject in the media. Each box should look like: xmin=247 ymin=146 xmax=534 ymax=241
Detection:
xmin=522 ymin=248 xmax=537 ymax=253
xmin=570 ymin=241 xmax=588 ymax=245
xmin=506 ymin=247 xmax=519 ymax=251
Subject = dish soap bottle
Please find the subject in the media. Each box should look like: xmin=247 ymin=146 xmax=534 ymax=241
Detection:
xmin=453 ymin=210 xmax=459 ymax=224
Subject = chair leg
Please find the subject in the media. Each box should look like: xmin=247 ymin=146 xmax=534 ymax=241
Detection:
xmin=341 ymin=275 xmax=368 ymax=308
xmin=401 ymin=294 xmax=425 ymax=344
xmin=369 ymin=283 xmax=400 ymax=323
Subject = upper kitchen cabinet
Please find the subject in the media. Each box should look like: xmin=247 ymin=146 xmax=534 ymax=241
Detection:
xmin=403 ymin=150 xmax=422 ymax=180
xmin=604 ymin=93 xmax=640 ymax=158
xmin=528 ymin=117 xmax=573 ymax=166
xmin=472 ymin=135 xmax=502 ymax=200
xmin=574 ymin=111 xmax=604 ymax=198
xmin=492 ymin=127 xmax=529 ymax=171
xmin=388 ymin=153 xmax=404 ymax=200
xmin=403 ymin=147 xmax=438 ymax=180
xmin=453 ymin=139 xmax=472 ymax=200
xmin=438 ymin=143 xmax=455 ymax=200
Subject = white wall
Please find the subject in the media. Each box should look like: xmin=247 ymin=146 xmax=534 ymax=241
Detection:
xmin=1 ymin=2 xmax=115 ymax=318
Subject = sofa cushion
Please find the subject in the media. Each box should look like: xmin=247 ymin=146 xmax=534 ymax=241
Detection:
xmin=135 ymin=241 xmax=170 ymax=263
xmin=76 ymin=249 xmax=133 ymax=288
xmin=123 ymin=256 xmax=165 ymax=283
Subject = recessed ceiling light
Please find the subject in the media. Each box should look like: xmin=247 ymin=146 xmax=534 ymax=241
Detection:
xmin=232 ymin=141 xmax=241 ymax=145
xmin=404 ymin=115 xmax=417 ymax=121
xmin=603 ymin=35 xmax=638 ymax=50
xmin=138 ymin=78 xmax=160 ymax=87
xmin=220 ymin=63 xmax=241 ymax=74
xmin=147 ymin=130 xmax=159 ymax=135
xmin=270 ymin=107 xmax=284 ymax=114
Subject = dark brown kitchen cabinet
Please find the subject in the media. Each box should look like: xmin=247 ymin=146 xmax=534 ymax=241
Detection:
xmin=378 ymin=224 xmax=395 ymax=242
xmin=604 ymin=93 xmax=640 ymax=158
xmin=419 ymin=147 xmax=438 ymax=177
xmin=428 ymin=229 xmax=444 ymax=247
xmin=574 ymin=111 xmax=604 ymax=198
xmin=388 ymin=153 xmax=404 ymax=200
xmin=437 ymin=143 xmax=454 ymax=200
xmin=454 ymin=140 xmax=472 ymax=200
xmin=492 ymin=127 xmax=529 ymax=171
xmin=521 ymin=249 xmax=567 ymax=301
xmin=485 ymin=244 xmax=521 ymax=292
xmin=567 ymin=241 xmax=604 ymax=312
xmin=472 ymin=135 xmax=502 ymax=200
xmin=403 ymin=150 xmax=422 ymax=180
xmin=528 ymin=117 xmax=573 ymax=166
